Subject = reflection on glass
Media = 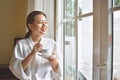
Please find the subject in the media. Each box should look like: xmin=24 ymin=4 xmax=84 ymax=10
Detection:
xmin=64 ymin=0 xmax=75 ymax=18
xmin=113 ymin=0 xmax=120 ymax=7
xmin=64 ymin=20 xmax=76 ymax=80
xmin=78 ymin=16 xmax=93 ymax=80
xmin=78 ymin=0 xmax=93 ymax=15
xmin=113 ymin=11 xmax=120 ymax=80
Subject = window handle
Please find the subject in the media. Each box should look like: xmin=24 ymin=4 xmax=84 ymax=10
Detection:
xmin=96 ymin=61 xmax=106 ymax=68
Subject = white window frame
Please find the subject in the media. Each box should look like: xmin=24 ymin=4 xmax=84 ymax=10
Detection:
xmin=56 ymin=0 xmax=120 ymax=80
xmin=56 ymin=0 xmax=93 ymax=80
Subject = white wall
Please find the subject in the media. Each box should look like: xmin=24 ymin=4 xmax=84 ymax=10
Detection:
xmin=44 ymin=0 xmax=54 ymax=39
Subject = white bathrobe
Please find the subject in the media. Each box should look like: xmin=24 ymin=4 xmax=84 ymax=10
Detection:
xmin=9 ymin=37 xmax=63 ymax=80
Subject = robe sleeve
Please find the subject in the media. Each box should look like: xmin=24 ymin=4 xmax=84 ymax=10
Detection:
xmin=9 ymin=41 xmax=31 ymax=80
xmin=51 ymin=42 xmax=63 ymax=80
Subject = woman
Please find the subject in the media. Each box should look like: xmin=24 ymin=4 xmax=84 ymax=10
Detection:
xmin=9 ymin=11 xmax=63 ymax=80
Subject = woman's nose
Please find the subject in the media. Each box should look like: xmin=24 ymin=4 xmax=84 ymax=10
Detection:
xmin=42 ymin=22 xmax=47 ymax=27
xmin=43 ymin=22 xmax=46 ymax=26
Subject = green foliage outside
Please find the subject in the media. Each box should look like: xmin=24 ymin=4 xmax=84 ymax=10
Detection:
xmin=64 ymin=0 xmax=75 ymax=36
xmin=64 ymin=0 xmax=75 ymax=18
xmin=64 ymin=21 xmax=75 ymax=36
xmin=114 ymin=0 xmax=120 ymax=6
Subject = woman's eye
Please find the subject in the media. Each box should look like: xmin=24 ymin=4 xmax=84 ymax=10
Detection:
xmin=38 ymin=21 xmax=43 ymax=24
xmin=39 ymin=21 xmax=42 ymax=23
xmin=45 ymin=21 xmax=47 ymax=24
xmin=38 ymin=21 xmax=47 ymax=24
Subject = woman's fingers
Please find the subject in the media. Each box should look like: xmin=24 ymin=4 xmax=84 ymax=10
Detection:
xmin=46 ymin=51 xmax=57 ymax=61
xmin=47 ymin=57 xmax=56 ymax=62
xmin=33 ymin=44 xmax=43 ymax=52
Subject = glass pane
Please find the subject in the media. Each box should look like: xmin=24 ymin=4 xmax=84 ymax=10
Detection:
xmin=64 ymin=0 xmax=75 ymax=18
xmin=113 ymin=11 xmax=120 ymax=80
xmin=64 ymin=21 xmax=75 ymax=36
xmin=78 ymin=16 xmax=93 ymax=80
xmin=78 ymin=0 xmax=93 ymax=15
xmin=113 ymin=0 xmax=120 ymax=7
xmin=64 ymin=20 xmax=76 ymax=80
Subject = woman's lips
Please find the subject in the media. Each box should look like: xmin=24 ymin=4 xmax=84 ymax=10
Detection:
xmin=40 ymin=28 xmax=46 ymax=33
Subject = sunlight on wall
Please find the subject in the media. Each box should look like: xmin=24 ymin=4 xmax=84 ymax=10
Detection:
xmin=0 ymin=0 xmax=27 ymax=64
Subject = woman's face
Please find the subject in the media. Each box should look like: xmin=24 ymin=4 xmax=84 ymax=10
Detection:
xmin=29 ymin=14 xmax=48 ymax=35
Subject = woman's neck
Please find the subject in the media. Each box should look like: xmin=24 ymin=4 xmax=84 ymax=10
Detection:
xmin=31 ymin=34 xmax=43 ymax=44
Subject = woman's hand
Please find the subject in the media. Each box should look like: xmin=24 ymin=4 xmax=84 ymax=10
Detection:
xmin=47 ymin=51 xmax=56 ymax=59
xmin=22 ymin=43 xmax=43 ymax=71
xmin=32 ymin=43 xmax=43 ymax=54
xmin=47 ymin=51 xmax=58 ymax=72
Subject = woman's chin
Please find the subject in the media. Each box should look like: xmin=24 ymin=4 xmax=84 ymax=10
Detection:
xmin=40 ymin=31 xmax=46 ymax=34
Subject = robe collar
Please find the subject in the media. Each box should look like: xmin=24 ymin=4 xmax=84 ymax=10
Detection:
xmin=27 ymin=36 xmax=44 ymax=50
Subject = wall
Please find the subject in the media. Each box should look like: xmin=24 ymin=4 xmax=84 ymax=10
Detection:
xmin=0 ymin=0 xmax=27 ymax=64
xmin=44 ymin=0 xmax=54 ymax=39
xmin=27 ymin=0 xmax=55 ymax=39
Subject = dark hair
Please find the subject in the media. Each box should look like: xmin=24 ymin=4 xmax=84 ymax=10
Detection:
xmin=24 ymin=11 xmax=47 ymax=38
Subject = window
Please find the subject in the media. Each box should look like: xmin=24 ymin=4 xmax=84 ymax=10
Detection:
xmin=78 ymin=0 xmax=93 ymax=15
xmin=64 ymin=20 xmax=76 ymax=80
xmin=61 ymin=0 xmax=93 ymax=80
xmin=113 ymin=11 xmax=120 ymax=80
xmin=64 ymin=0 xmax=75 ymax=18
xmin=78 ymin=16 xmax=93 ymax=80
xmin=56 ymin=0 xmax=118 ymax=80
xmin=113 ymin=0 xmax=120 ymax=7
xmin=112 ymin=0 xmax=120 ymax=78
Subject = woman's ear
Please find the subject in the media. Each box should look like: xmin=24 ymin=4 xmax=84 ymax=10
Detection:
xmin=28 ymin=24 xmax=32 ymax=30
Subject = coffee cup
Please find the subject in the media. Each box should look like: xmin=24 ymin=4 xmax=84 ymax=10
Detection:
xmin=41 ymin=49 xmax=50 ymax=55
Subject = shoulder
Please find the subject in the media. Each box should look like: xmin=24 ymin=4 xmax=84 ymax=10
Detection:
xmin=15 ymin=38 xmax=28 ymax=46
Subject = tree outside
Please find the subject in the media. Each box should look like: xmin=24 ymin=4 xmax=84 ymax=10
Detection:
xmin=114 ymin=0 xmax=120 ymax=6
